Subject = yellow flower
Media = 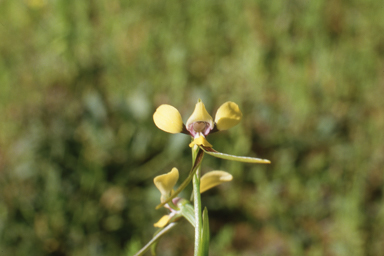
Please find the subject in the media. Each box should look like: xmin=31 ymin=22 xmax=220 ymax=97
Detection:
xmin=153 ymin=167 xmax=179 ymax=203
xmin=200 ymin=171 xmax=233 ymax=193
xmin=154 ymin=168 xmax=232 ymax=196
xmin=153 ymin=168 xmax=232 ymax=228
xmin=154 ymin=99 xmax=270 ymax=164
xmin=153 ymin=99 xmax=242 ymax=146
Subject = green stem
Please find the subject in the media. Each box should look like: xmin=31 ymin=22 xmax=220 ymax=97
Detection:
xmin=192 ymin=145 xmax=202 ymax=256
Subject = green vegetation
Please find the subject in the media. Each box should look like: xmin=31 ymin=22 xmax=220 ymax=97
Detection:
xmin=1 ymin=0 xmax=383 ymax=255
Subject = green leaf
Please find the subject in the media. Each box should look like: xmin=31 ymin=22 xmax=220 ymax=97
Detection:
xmin=156 ymin=149 xmax=204 ymax=209
xmin=150 ymin=240 xmax=159 ymax=256
xmin=201 ymin=146 xmax=271 ymax=164
xmin=133 ymin=223 xmax=177 ymax=256
xmin=200 ymin=207 xmax=210 ymax=256
xmin=179 ymin=203 xmax=196 ymax=227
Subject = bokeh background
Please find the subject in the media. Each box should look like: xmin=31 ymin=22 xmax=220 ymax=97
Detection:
xmin=1 ymin=0 xmax=384 ymax=255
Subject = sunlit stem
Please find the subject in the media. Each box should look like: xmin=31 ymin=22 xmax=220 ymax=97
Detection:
xmin=192 ymin=144 xmax=202 ymax=256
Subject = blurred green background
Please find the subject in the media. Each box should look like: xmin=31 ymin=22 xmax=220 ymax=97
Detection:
xmin=1 ymin=0 xmax=384 ymax=255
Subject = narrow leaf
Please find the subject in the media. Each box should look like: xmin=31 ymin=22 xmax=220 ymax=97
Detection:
xmin=200 ymin=207 xmax=210 ymax=256
xmin=150 ymin=240 xmax=159 ymax=256
xmin=156 ymin=149 xmax=204 ymax=209
xmin=201 ymin=146 xmax=271 ymax=164
xmin=133 ymin=223 xmax=177 ymax=256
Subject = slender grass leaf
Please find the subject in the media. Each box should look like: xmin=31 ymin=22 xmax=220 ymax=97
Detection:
xmin=133 ymin=223 xmax=177 ymax=256
xmin=200 ymin=207 xmax=210 ymax=256
xmin=201 ymin=146 xmax=270 ymax=164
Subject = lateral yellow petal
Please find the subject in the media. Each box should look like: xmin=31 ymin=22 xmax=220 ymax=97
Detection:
xmin=154 ymin=215 xmax=171 ymax=228
xmin=214 ymin=102 xmax=242 ymax=130
xmin=153 ymin=104 xmax=184 ymax=134
xmin=185 ymin=100 xmax=214 ymax=129
xmin=200 ymin=171 xmax=233 ymax=193
xmin=188 ymin=135 xmax=213 ymax=148
xmin=154 ymin=168 xmax=179 ymax=199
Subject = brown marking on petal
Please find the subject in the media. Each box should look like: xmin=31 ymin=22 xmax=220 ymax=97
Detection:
xmin=181 ymin=124 xmax=190 ymax=135
xmin=193 ymin=122 xmax=207 ymax=133
xmin=200 ymin=146 xmax=217 ymax=152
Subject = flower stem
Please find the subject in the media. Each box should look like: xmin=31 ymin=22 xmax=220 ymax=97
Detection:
xmin=192 ymin=145 xmax=202 ymax=256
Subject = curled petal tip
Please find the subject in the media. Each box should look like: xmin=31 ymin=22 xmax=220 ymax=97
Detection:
xmin=154 ymin=168 xmax=179 ymax=198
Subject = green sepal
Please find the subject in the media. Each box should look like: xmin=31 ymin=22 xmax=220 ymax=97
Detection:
xmin=200 ymin=146 xmax=271 ymax=164
xmin=178 ymin=202 xmax=196 ymax=227
xmin=156 ymin=149 xmax=204 ymax=209
xmin=133 ymin=223 xmax=177 ymax=256
xmin=199 ymin=207 xmax=210 ymax=256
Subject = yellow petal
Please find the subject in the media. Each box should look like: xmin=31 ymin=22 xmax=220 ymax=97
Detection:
xmin=153 ymin=104 xmax=184 ymax=134
xmin=200 ymin=171 xmax=233 ymax=193
xmin=154 ymin=215 xmax=171 ymax=228
xmin=185 ymin=100 xmax=214 ymax=130
xmin=188 ymin=135 xmax=213 ymax=148
xmin=154 ymin=168 xmax=179 ymax=199
xmin=214 ymin=102 xmax=242 ymax=130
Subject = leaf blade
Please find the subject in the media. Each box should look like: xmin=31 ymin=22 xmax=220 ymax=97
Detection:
xmin=201 ymin=146 xmax=271 ymax=164
xmin=133 ymin=223 xmax=178 ymax=256
xmin=200 ymin=207 xmax=210 ymax=256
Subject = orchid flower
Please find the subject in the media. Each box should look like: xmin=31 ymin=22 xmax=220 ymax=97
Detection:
xmin=153 ymin=168 xmax=233 ymax=228
xmin=136 ymin=100 xmax=271 ymax=256
xmin=153 ymin=100 xmax=241 ymax=144
xmin=153 ymin=99 xmax=270 ymax=164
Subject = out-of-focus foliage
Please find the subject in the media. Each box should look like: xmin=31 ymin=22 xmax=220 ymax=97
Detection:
xmin=1 ymin=0 xmax=384 ymax=255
